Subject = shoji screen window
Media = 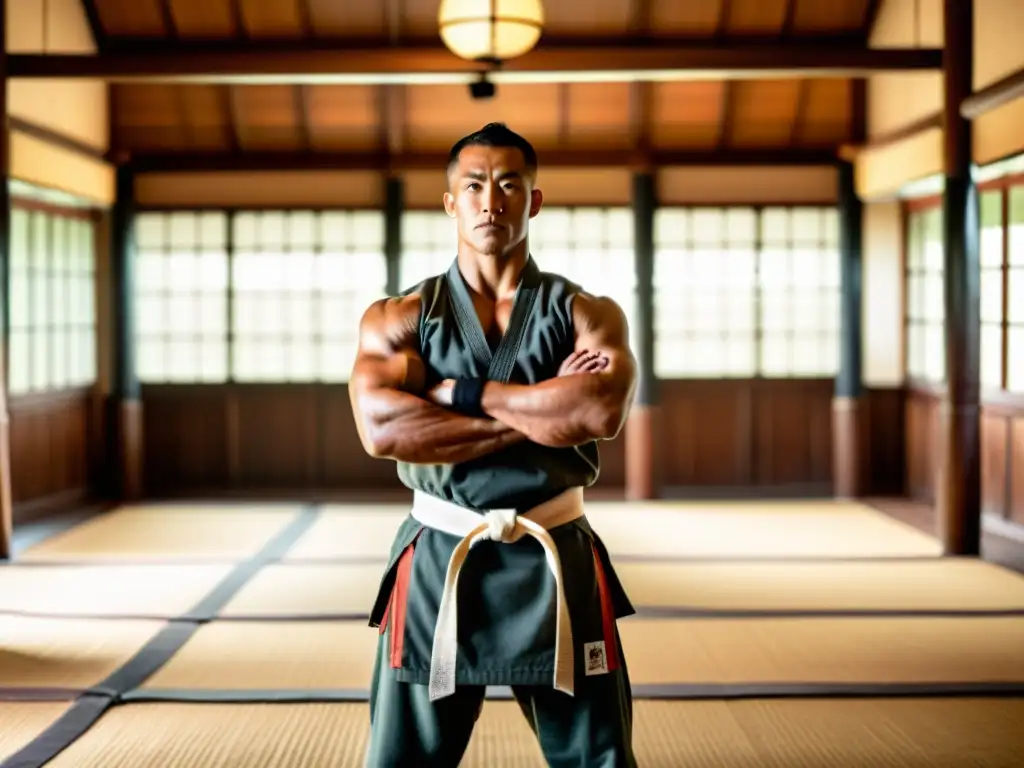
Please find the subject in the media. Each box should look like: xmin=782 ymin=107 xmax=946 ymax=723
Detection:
xmin=758 ymin=207 xmax=840 ymax=377
xmin=400 ymin=212 xmax=458 ymax=289
xmin=905 ymin=205 xmax=945 ymax=383
xmin=529 ymin=207 xmax=637 ymax=350
xmin=8 ymin=206 xmax=97 ymax=395
xmin=653 ymin=207 xmax=757 ymax=378
xmin=1009 ymin=185 xmax=1024 ymax=392
xmin=134 ymin=212 xmax=229 ymax=383
xmin=979 ymin=189 xmax=1005 ymax=392
xmin=231 ymin=210 xmax=386 ymax=383
xmin=318 ymin=211 xmax=388 ymax=381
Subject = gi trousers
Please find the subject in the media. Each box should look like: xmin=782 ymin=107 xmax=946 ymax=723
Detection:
xmin=363 ymin=627 xmax=637 ymax=767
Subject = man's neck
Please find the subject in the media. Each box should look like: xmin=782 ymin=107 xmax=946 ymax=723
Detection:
xmin=456 ymin=245 xmax=529 ymax=301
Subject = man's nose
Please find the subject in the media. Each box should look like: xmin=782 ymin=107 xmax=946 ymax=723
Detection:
xmin=483 ymin=187 xmax=503 ymax=213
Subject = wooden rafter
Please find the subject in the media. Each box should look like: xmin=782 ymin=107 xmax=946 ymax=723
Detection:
xmin=861 ymin=0 xmax=884 ymax=42
xmin=80 ymin=0 xmax=107 ymax=49
xmin=961 ymin=65 xmax=1024 ymax=119
xmin=790 ymin=80 xmax=810 ymax=144
xmin=557 ymin=85 xmax=571 ymax=147
xmin=157 ymin=0 xmax=177 ymax=37
xmin=716 ymin=0 xmax=734 ymax=150
xmin=294 ymin=84 xmax=311 ymax=150
xmin=296 ymin=0 xmax=314 ymax=38
xmin=230 ymin=0 xmax=247 ymax=39
xmin=781 ymin=0 xmax=798 ymax=38
xmin=128 ymin=147 xmax=839 ymax=173
xmin=8 ymin=43 xmax=943 ymax=82
xmin=628 ymin=0 xmax=652 ymax=152
xmin=224 ymin=85 xmax=243 ymax=152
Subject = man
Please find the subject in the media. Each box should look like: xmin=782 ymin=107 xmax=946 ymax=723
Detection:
xmin=349 ymin=122 xmax=638 ymax=767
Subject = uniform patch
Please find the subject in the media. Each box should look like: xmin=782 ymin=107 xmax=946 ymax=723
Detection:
xmin=584 ymin=641 xmax=609 ymax=676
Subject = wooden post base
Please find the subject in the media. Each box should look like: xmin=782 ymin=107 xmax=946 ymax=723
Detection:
xmin=936 ymin=401 xmax=981 ymax=555
xmin=832 ymin=395 xmax=864 ymax=499
xmin=0 ymin=410 xmax=13 ymax=559
xmin=119 ymin=399 xmax=144 ymax=501
xmin=625 ymin=403 xmax=660 ymax=500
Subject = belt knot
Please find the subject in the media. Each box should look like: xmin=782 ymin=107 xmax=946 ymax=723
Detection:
xmin=484 ymin=508 xmax=519 ymax=542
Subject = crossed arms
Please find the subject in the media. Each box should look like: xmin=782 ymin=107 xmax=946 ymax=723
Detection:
xmin=348 ymin=291 xmax=637 ymax=465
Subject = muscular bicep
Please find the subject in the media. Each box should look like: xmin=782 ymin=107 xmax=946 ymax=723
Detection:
xmin=349 ymin=297 xmax=426 ymax=399
xmin=572 ymin=293 xmax=637 ymax=383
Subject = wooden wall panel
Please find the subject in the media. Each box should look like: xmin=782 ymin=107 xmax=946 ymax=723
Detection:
xmin=754 ymin=379 xmax=833 ymax=486
xmin=658 ymin=379 xmax=834 ymax=491
xmin=865 ymin=387 xmax=905 ymax=495
xmin=234 ymin=387 xmax=319 ymax=487
xmin=904 ymin=386 xmax=1024 ymax=529
xmin=1012 ymin=417 xmax=1024 ymax=526
xmin=9 ymin=390 xmax=103 ymax=520
xmin=904 ymin=388 xmax=940 ymax=503
xmin=138 ymin=380 xmax=828 ymax=498
xmin=142 ymin=386 xmax=231 ymax=493
xmin=981 ymin=413 xmax=1009 ymax=518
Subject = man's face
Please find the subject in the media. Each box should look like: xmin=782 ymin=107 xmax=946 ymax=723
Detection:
xmin=443 ymin=144 xmax=543 ymax=259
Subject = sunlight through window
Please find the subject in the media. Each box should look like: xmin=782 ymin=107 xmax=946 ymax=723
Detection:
xmin=8 ymin=206 xmax=96 ymax=396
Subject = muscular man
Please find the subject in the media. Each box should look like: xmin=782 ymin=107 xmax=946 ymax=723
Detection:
xmin=349 ymin=122 xmax=638 ymax=767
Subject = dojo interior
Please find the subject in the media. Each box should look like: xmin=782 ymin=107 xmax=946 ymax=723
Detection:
xmin=3 ymin=0 xmax=1024 ymax=764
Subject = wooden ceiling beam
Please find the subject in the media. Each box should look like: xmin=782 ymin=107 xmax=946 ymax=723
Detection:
xmin=127 ymin=147 xmax=839 ymax=173
xmin=8 ymin=43 xmax=942 ymax=83
xmin=81 ymin=0 xmax=107 ymax=49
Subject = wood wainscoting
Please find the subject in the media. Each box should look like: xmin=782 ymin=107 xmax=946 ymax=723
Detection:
xmin=8 ymin=388 xmax=107 ymax=521
xmin=8 ymin=381 xmax=916 ymax=511
xmin=139 ymin=383 xmax=627 ymax=497
xmin=136 ymin=379 xmax=867 ymax=499
xmin=657 ymin=378 xmax=834 ymax=491
xmin=905 ymin=384 xmax=1024 ymax=526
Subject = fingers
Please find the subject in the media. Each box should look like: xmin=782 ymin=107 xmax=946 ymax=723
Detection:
xmin=560 ymin=350 xmax=609 ymax=375
xmin=578 ymin=355 xmax=609 ymax=373
xmin=559 ymin=349 xmax=588 ymax=371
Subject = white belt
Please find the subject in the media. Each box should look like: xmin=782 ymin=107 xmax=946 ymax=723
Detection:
xmin=411 ymin=487 xmax=584 ymax=702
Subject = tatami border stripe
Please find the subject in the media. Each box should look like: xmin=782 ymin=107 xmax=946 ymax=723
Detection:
xmin=9 ymin=606 xmax=1024 ymax=626
xmin=7 ymin=605 xmax=1024 ymax=622
xmin=3 ymin=553 xmax=952 ymax=568
xmin=0 ymin=505 xmax=321 ymax=768
xmin=115 ymin=680 xmax=1024 ymax=704
xmin=0 ymin=694 xmax=110 ymax=768
xmin=0 ymin=688 xmax=90 ymax=702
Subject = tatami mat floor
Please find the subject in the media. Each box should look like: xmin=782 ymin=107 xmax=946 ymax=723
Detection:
xmin=3 ymin=498 xmax=1024 ymax=766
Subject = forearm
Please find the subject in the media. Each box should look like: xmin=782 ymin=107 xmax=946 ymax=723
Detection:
xmin=481 ymin=374 xmax=629 ymax=447
xmin=355 ymin=386 xmax=526 ymax=464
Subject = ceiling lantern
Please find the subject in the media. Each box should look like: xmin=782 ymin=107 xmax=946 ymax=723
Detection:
xmin=438 ymin=0 xmax=545 ymax=63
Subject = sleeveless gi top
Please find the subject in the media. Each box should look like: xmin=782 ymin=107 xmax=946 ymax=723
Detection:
xmin=396 ymin=255 xmax=600 ymax=511
xmin=369 ymin=255 xmax=634 ymax=687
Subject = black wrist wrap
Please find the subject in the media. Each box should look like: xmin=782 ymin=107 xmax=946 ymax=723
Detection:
xmin=452 ymin=378 xmax=486 ymax=418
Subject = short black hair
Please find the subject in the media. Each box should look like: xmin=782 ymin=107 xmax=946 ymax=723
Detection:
xmin=446 ymin=122 xmax=538 ymax=178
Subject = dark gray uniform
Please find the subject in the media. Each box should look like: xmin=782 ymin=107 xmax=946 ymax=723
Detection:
xmin=365 ymin=257 xmax=636 ymax=767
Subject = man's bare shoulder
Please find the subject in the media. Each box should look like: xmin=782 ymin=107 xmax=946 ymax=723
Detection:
xmin=358 ymin=293 xmax=423 ymax=354
xmin=570 ymin=290 xmax=629 ymax=338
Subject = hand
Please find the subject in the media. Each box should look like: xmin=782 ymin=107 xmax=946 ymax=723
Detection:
xmin=558 ymin=349 xmax=609 ymax=377
xmin=426 ymin=379 xmax=455 ymax=407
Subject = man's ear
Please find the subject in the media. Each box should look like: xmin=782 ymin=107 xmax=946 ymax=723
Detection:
xmin=529 ymin=187 xmax=544 ymax=218
xmin=443 ymin=192 xmax=456 ymax=218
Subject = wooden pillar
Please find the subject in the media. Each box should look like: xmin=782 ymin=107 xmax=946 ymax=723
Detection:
xmin=833 ymin=159 xmax=864 ymax=498
xmin=111 ymin=165 xmax=143 ymax=500
xmin=384 ymin=175 xmax=403 ymax=296
xmin=625 ymin=171 xmax=659 ymax=499
xmin=0 ymin=0 xmax=13 ymax=558
xmin=937 ymin=0 xmax=981 ymax=555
